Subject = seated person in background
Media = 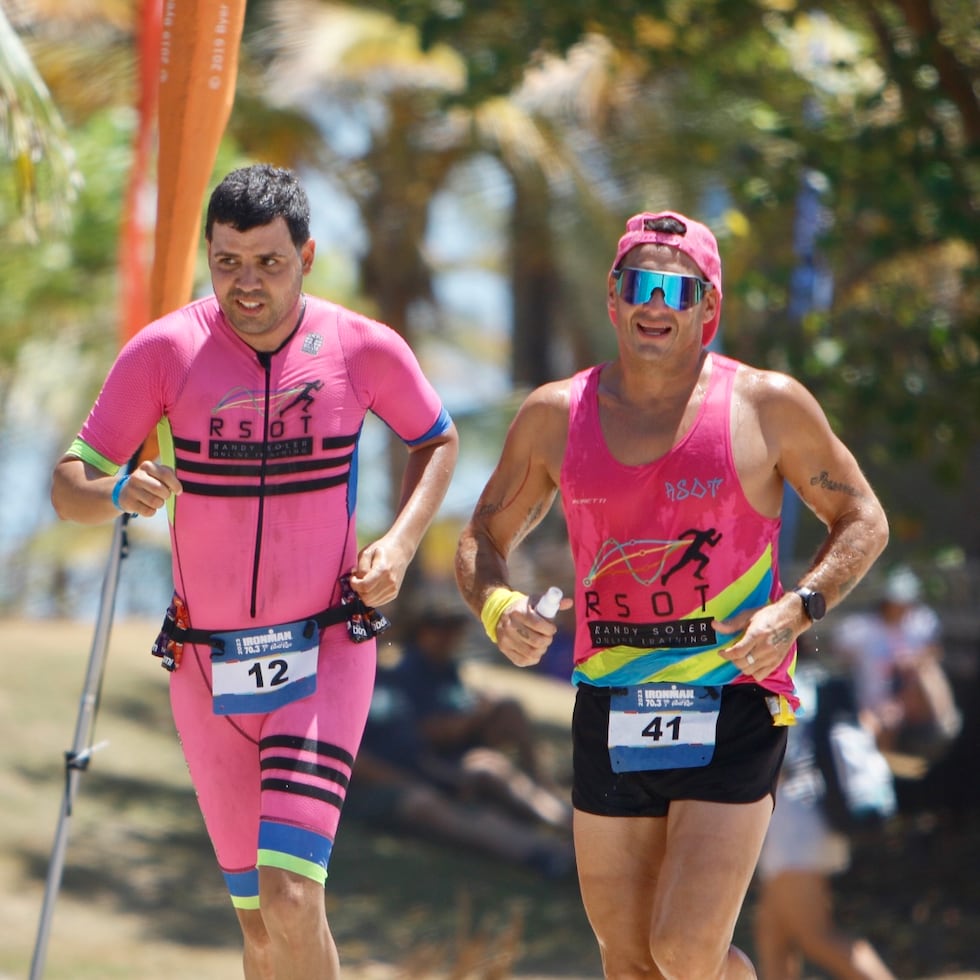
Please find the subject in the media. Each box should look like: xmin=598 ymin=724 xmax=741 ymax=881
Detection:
xmin=754 ymin=665 xmax=895 ymax=980
xmin=345 ymin=595 xmax=573 ymax=876
xmin=834 ymin=566 xmax=960 ymax=760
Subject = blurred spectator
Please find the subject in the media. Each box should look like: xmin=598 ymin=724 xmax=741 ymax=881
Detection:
xmin=894 ymin=629 xmax=980 ymax=817
xmin=345 ymin=596 xmax=574 ymax=876
xmin=833 ymin=566 xmax=960 ymax=760
xmin=754 ymin=666 xmax=896 ymax=980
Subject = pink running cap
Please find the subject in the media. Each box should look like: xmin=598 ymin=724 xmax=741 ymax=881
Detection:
xmin=611 ymin=211 xmax=723 ymax=346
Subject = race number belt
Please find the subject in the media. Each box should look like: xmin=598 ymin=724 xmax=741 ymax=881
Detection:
xmin=151 ymin=581 xmax=390 ymax=676
xmin=608 ymin=683 xmax=721 ymax=772
xmin=210 ymin=619 xmax=320 ymax=715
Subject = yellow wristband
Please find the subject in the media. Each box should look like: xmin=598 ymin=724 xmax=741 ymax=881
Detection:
xmin=480 ymin=587 xmax=527 ymax=644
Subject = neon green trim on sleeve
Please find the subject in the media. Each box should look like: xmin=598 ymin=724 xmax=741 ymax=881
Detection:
xmin=230 ymin=894 xmax=261 ymax=911
xmin=65 ymin=438 xmax=122 ymax=476
xmin=156 ymin=418 xmax=178 ymax=524
xmin=256 ymin=849 xmax=328 ymax=886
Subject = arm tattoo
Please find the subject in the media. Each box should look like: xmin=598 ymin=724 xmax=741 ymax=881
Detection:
xmin=809 ymin=470 xmax=861 ymax=497
xmin=475 ymin=496 xmax=545 ymax=531
xmin=476 ymin=460 xmax=535 ymax=521
xmin=769 ymin=627 xmax=794 ymax=647
xmin=475 ymin=498 xmax=505 ymax=519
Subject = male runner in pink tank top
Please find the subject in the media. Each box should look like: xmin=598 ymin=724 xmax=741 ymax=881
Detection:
xmin=456 ymin=211 xmax=887 ymax=979
xmin=52 ymin=165 xmax=458 ymax=979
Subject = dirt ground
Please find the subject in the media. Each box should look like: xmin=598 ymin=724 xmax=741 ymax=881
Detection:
xmin=1 ymin=618 xmax=978 ymax=979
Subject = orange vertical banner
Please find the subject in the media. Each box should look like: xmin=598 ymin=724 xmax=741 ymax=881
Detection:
xmin=151 ymin=0 xmax=246 ymax=323
xmin=117 ymin=0 xmax=161 ymax=344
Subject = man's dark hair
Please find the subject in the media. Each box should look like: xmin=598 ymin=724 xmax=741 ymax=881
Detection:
xmin=205 ymin=164 xmax=311 ymax=247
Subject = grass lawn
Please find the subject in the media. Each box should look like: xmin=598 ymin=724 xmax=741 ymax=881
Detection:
xmin=0 ymin=617 xmax=600 ymax=979
xmin=2 ymin=617 xmax=978 ymax=979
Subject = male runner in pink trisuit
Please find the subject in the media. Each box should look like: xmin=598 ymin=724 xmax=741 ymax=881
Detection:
xmin=52 ymin=164 xmax=458 ymax=979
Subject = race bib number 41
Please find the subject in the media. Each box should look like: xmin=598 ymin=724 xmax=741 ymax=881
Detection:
xmin=608 ymin=684 xmax=721 ymax=772
xmin=210 ymin=620 xmax=319 ymax=715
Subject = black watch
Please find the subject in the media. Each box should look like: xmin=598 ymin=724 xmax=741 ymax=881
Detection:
xmin=792 ymin=586 xmax=826 ymax=622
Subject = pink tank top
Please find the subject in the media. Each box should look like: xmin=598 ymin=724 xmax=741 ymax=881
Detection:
xmin=560 ymin=353 xmax=796 ymax=701
xmin=70 ymin=295 xmax=451 ymax=631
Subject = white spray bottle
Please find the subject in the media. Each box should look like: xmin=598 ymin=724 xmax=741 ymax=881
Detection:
xmin=533 ymin=586 xmax=563 ymax=619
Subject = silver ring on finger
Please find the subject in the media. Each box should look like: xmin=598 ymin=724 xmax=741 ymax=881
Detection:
xmin=746 ymin=653 xmax=755 ymax=666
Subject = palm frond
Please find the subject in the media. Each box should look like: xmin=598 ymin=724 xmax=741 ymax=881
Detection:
xmin=0 ymin=3 xmax=81 ymax=241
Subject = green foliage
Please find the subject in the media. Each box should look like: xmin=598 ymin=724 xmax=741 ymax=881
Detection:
xmin=0 ymin=108 xmax=136 ymax=369
xmin=3 ymin=0 xmax=977 ymax=558
xmin=0 ymin=4 xmax=82 ymax=243
xmin=364 ymin=0 xmax=771 ymax=104
xmin=387 ymin=0 xmax=977 ymax=531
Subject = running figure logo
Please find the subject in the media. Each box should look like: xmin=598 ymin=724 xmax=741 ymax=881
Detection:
xmin=584 ymin=527 xmax=723 ymax=588
xmin=660 ymin=528 xmax=723 ymax=585
xmin=214 ymin=380 xmax=324 ymax=417
xmin=278 ymin=380 xmax=323 ymax=416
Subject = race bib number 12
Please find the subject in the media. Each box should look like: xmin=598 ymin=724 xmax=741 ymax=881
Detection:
xmin=608 ymin=683 xmax=721 ymax=772
xmin=210 ymin=620 xmax=319 ymax=715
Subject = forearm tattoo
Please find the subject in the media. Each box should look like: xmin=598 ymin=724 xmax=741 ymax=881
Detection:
xmin=476 ymin=461 xmax=534 ymax=521
xmin=475 ymin=499 xmax=504 ymax=519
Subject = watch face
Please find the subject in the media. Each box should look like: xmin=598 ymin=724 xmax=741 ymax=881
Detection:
xmin=798 ymin=588 xmax=826 ymax=621
xmin=808 ymin=590 xmax=827 ymax=621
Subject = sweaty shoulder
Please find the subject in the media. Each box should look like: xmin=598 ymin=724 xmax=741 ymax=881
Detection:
xmin=729 ymin=362 xmax=833 ymax=517
xmin=517 ymin=379 xmax=573 ymax=431
xmin=731 ymin=361 xmax=831 ymax=448
xmin=731 ymin=360 xmax=802 ymax=403
xmin=523 ymin=377 xmax=573 ymax=411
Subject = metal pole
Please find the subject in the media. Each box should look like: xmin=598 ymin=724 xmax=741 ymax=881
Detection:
xmin=29 ymin=513 xmax=131 ymax=980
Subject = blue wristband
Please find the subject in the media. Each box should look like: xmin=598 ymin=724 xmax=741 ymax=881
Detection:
xmin=111 ymin=473 xmax=135 ymax=515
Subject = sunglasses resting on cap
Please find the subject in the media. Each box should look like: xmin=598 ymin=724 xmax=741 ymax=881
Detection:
xmin=613 ymin=268 xmax=713 ymax=310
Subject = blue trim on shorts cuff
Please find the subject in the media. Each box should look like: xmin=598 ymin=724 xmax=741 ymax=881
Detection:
xmin=223 ymin=868 xmax=260 ymax=909
xmin=258 ymin=821 xmax=333 ymax=880
xmin=406 ymin=406 xmax=452 ymax=446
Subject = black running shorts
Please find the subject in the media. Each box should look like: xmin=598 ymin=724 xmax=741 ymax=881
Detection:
xmin=572 ymin=682 xmax=788 ymax=817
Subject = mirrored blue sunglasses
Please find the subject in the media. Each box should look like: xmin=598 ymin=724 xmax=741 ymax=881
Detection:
xmin=614 ymin=268 xmax=712 ymax=310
